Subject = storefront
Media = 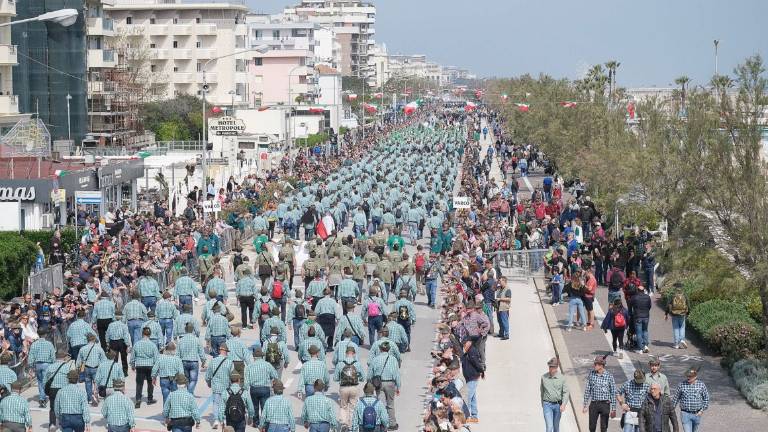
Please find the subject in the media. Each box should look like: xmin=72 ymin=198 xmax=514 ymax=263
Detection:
xmin=0 ymin=180 xmax=55 ymax=231
xmin=97 ymin=159 xmax=143 ymax=213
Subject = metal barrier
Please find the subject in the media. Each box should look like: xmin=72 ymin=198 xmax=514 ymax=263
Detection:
xmin=26 ymin=263 xmax=64 ymax=296
xmin=486 ymin=249 xmax=548 ymax=280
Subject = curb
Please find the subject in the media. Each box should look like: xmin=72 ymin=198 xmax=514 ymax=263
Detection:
xmin=533 ymin=277 xmax=589 ymax=432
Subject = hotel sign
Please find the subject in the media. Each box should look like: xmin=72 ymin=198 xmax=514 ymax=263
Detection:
xmin=209 ymin=116 xmax=246 ymax=136
xmin=0 ymin=186 xmax=36 ymax=201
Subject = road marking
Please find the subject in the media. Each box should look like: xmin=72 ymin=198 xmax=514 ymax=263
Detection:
xmin=592 ymin=299 xmax=635 ymax=380
xmin=198 ymin=394 xmax=214 ymax=413
xmin=522 ymin=175 xmax=534 ymax=193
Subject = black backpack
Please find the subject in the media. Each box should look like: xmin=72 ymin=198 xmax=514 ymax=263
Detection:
xmin=609 ymin=271 xmax=623 ymax=291
xmin=232 ymin=253 xmax=243 ymax=269
xmin=395 ymin=208 xmax=403 ymax=219
xmin=295 ymin=302 xmax=306 ymax=320
xmin=225 ymin=388 xmax=246 ymax=424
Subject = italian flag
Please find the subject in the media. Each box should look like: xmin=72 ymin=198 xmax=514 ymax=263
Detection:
xmin=347 ymin=94 xmax=358 ymax=101
xmin=363 ymin=103 xmax=378 ymax=114
xmin=464 ymin=101 xmax=477 ymax=112
xmin=515 ymin=103 xmax=530 ymax=112
xmin=559 ymin=101 xmax=577 ymax=108
xmin=373 ymin=92 xmax=384 ymax=99
xmin=403 ymin=101 xmax=419 ymax=115
xmin=308 ymin=107 xmax=324 ymax=114
xmin=501 ymin=94 xmax=509 ymax=102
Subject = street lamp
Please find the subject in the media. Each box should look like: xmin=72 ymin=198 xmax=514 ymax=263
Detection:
xmin=0 ymin=8 xmax=79 ymax=27
xmin=66 ymin=94 xmax=72 ymax=141
xmin=228 ymin=90 xmax=236 ymax=115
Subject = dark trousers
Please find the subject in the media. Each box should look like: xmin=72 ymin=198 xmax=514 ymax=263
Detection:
xmin=48 ymin=387 xmax=59 ymax=426
xmin=610 ymin=328 xmax=625 ymax=351
xmin=135 ymin=366 xmax=154 ymax=401
xmin=317 ymin=313 xmax=336 ymax=350
xmin=588 ymin=401 xmax=610 ymax=432
xmin=227 ymin=419 xmax=246 ymax=432
xmin=60 ymin=413 xmax=85 ymax=432
xmin=96 ymin=319 xmax=112 ymax=351
xmin=239 ymin=296 xmax=255 ymax=327
xmin=397 ymin=318 xmax=412 ymax=350
xmin=109 ymin=339 xmax=129 ymax=375
xmin=250 ymin=385 xmax=271 ymax=423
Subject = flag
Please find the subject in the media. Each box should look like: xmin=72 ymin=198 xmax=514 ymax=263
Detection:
xmin=258 ymin=106 xmax=271 ymax=112
xmin=308 ymin=107 xmax=324 ymax=114
xmin=464 ymin=101 xmax=477 ymax=112
xmin=211 ymin=106 xmax=222 ymax=114
xmin=404 ymin=101 xmax=419 ymax=115
xmin=559 ymin=101 xmax=577 ymax=108
xmin=363 ymin=103 xmax=378 ymax=114
xmin=501 ymin=94 xmax=509 ymax=102
xmin=347 ymin=93 xmax=358 ymax=101
xmin=515 ymin=103 xmax=530 ymax=112
xmin=373 ymin=92 xmax=384 ymax=99
xmin=627 ymin=102 xmax=636 ymax=119
xmin=316 ymin=219 xmax=329 ymax=240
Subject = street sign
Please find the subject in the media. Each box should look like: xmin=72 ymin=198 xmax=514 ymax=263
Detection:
xmin=50 ymin=189 xmax=66 ymax=204
xmin=209 ymin=116 xmax=246 ymax=136
xmin=75 ymin=190 xmax=101 ymax=205
xmin=202 ymin=200 xmax=222 ymax=213
xmin=453 ymin=196 xmax=471 ymax=209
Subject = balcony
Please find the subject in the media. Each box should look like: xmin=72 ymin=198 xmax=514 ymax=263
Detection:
xmin=87 ymin=17 xmax=115 ymax=36
xmin=0 ymin=94 xmax=19 ymax=115
xmin=88 ymin=49 xmax=117 ymax=68
xmin=199 ymin=72 xmax=217 ymax=83
xmin=174 ymin=72 xmax=194 ymax=83
xmin=195 ymin=48 xmax=217 ymax=59
xmin=147 ymin=24 xmax=168 ymax=35
xmin=151 ymin=49 xmax=170 ymax=60
xmin=172 ymin=49 xmax=192 ymax=59
xmin=196 ymin=23 xmax=217 ymax=35
xmin=169 ymin=24 xmax=192 ymax=35
xmin=0 ymin=44 xmax=16 ymax=65
xmin=0 ymin=0 xmax=15 ymax=16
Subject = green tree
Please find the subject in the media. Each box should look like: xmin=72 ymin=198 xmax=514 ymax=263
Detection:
xmin=141 ymin=95 xmax=205 ymax=140
xmin=156 ymin=121 xmax=191 ymax=141
xmin=674 ymin=75 xmax=691 ymax=113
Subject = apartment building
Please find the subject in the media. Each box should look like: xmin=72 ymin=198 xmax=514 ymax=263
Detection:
xmin=0 ymin=0 xmax=28 ymax=133
xmin=284 ymin=0 xmax=376 ymax=85
xmin=370 ymin=43 xmax=388 ymax=89
xmin=106 ymin=0 xmax=250 ymax=109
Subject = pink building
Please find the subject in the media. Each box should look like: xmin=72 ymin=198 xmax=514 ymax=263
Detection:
xmin=248 ymin=49 xmax=315 ymax=106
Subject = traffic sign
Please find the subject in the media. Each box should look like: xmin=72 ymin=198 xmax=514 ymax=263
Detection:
xmin=202 ymin=200 xmax=222 ymax=213
xmin=453 ymin=196 xmax=471 ymax=209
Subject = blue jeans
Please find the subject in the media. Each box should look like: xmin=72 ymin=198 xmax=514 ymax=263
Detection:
xmin=426 ymin=279 xmax=437 ymax=307
xmin=567 ymin=298 xmax=587 ymax=327
xmin=160 ymin=318 xmax=174 ymax=345
xmin=368 ymin=315 xmax=384 ymax=346
xmin=409 ymin=221 xmax=420 ymax=241
xmin=354 ymin=224 xmax=366 ymax=238
xmin=211 ymin=392 xmax=222 ymax=422
xmin=35 ymin=362 xmax=51 ymax=401
xmin=267 ymin=425 xmax=291 ymax=432
xmin=107 ymin=425 xmax=131 ymax=432
xmin=177 ymin=295 xmax=193 ymax=312
xmin=672 ymin=315 xmax=686 ymax=345
xmin=292 ymin=318 xmax=304 ymax=350
xmin=635 ymin=318 xmax=649 ymax=349
xmin=171 ymin=426 xmax=193 ymax=432
xmin=551 ymin=281 xmax=562 ymax=304
xmin=496 ymin=310 xmax=509 ymax=338
xmin=60 ymin=413 xmax=85 ymax=432
xmin=250 ymin=385 xmax=271 ymax=422
xmin=142 ymin=296 xmax=157 ymax=314
xmin=623 ymin=422 xmax=639 ymax=432
xmin=309 ymin=422 xmax=331 ymax=432
xmin=542 ymin=401 xmax=562 ymax=432
xmin=210 ymin=335 xmax=226 ymax=357
xmin=160 ymin=377 xmax=178 ymax=404
xmin=182 ymin=361 xmax=199 ymax=394
xmin=127 ymin=319 xmax=143 ymax=346
xmin=644 ymin=269 xmax=655 ymax=293
xmin=467 ymin=379 xmax=479 ymax=418
xmin=82 ymin=366 xmax=98 ymax=402
xmin=681 ymin=411 xmax=702 ymax=432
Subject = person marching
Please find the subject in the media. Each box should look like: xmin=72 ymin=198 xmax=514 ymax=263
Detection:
xmin=300 ymin=345 xmax=331 ymax=397
xmin=393 ymin=291 xmax=415 ymax=352
xmin=76 ymin=333 xmax=107 ymax=406
xmin=206 ymin=343 xmax=234 ymax=429
xmin=0 ymin=380 xmax=32 ymax=432
xmin=301 ymin=380 xmax=339 ymax=432
xmin=288 ymin=289 xmax=310 ymax=350
xmin=107 ymin=311 xmax=132 ymax=376
xmin=100 ymin=379 xmax=136 ymax=432
xmin=219 ymin=372 xmax=255 ymax=432
xmin=582 ymin=356 xmax=617 ymax=432
xmin=315 ymin=289 xmax=340 ymax=350
xmin=131 ymin=327 xmax=159 ymax=408
xmin=384 ymin=313 xmax=408 ymax=355
xmin=672 ymin=368 xmax=709 ymax=432
xmin=244 ymin=348 xmax=279 ymax=427
xmin=43 ymin=352 xmax=75 ymax=432
xmin=228 ymin=326 xmax=253 ymax=377
xmin=352 ymin=383 xmax=389 ymax=432
xmin=367 ymin=342 xmax=400 ymax=430
xmin=236 ymin=268 xmax=258 ymax=329
xmin=335 ymin=345 xmax=365 ymax=430
xmin=95 ymin=350 xmax=125 ymax=399
xmin=54 ymin=369 xmax=90 ymax=432
xmin=338 ymin=267 xmax=361 ymax=315
xmin=152 ymin=341 xmax=185 ymax=405
xmin=618 ymin=370 xmax=651 ymax=432
xmin=540 ymin=357 xmax=569 ymax=432
xmin=93 ymin=293 xmax=116 ymax=351
xmin=259 ymin=380 xmax=295 ymax=432
xmin=362 ymin=288 xmax=388 ymax=347
xmin=335 ymin=304 xmax=367 ymax=347
xmin=265 ymin=327 xmax=291 ymax=379
xmin=28 ymin=327 xmax=56 ymax=408
xmin=177 ymin=322 xmax=207 ymax=394
xmin=157 ymin=291 xmax=180 ymax=345
xmin=206 ymin=303 xmax=232 ymax=356
xmin=163 ymin=374 xmax=202 ymax=432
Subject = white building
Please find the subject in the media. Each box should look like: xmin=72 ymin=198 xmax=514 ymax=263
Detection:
xmin=283 ymin=0 xmax=376 ymax=85
xmin=316 ymin=64 xmax=342 ymax=132
xmin=106 ymin=0 xmax=250 ymax=109
xmin=370 ymin=43 xmax=388 ymax=89
xmin=0 ymin=0 xmax=29 ymax=133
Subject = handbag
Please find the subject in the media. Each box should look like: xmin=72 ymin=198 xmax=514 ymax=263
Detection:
xmin=44 ymin=361 xmax=70 ymax=397
xmin=206 ymin=358 xmax=227 ymax=388
xmin=369 ymin=355 xmax=390 ymax=390
xmin=79 ymin=344 xmax=96 ymax=373
xmin=258 ymin=252 xmax=273 ymax=277
xmin=98 ymin=360 xmax=117 ymax=397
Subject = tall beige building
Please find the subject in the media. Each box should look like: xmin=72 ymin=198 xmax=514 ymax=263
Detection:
xmin=0 ymin=0 xmax=28 ymax=132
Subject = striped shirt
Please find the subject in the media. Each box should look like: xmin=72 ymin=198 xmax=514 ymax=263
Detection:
xmin=174 ymin=313 xmax=201 ymax=337
xmin=619 ymin=381 xmax=651 ymax=409
xmin=301 ymin=393 xmax=338 ymax=427
xmin=44 ymin=360 xmax=75 ymax=390
xmin=101 ymin=392 xmax=135 ymax=427
xmin=156 ymin=299 xmax=179 ymax=320
xmin=0 ymin=366 xmax=16 ymax=393
xmin=106 ymin=321 xmax=132 ymax=348
xmin=244 ymin=360 xmax=278 ymax=388
xmin=314 ymin=297 xmax=339 ymax=318
xmin=122 ymin=300 xmax=148 ymax=322
xmin=27 ymin=338 xmax=55 ymax=365
xmin=235 ymin=277 xmax=257 ymax=297
xmin=130 ymin=339 xmax=159 ymax=368
xmin=672 ymin=380 xmax=709 ymax=412
xmin=54 ymin=384 xmax=90 ymax=423
xmin=583 ymin=370 xmax=618 ymax=411
xmin=352 ymin=396 xmax=389 ymax=431
xmin=174 ymin=276 xmax=199 ymax=298
xmin=360 ymin=296 xmax=388 ymax=321
xmin=368 ymin=338 xmax=401 ymax=366
xmin=333 ymin=339 xmax=360 ymax=365
xmin=152 ymin=354 xmax=184 ymax=379
xmin=205 ymin=314 xmax=231 ymax=340
xmin=0 ymin=394 xmax=31 ymax=426
xmin=163 ymin=389 xmax=201 ymax=423
xmin=367 ymin=353 xmax=401 ymax=389
xmin=142 ymin=320 xmax=163 ymax=342
xmin=300 ymin=358 xmax=330 ymax=386
xmin=218 ymin=384 xmax=255 ymax=422
xmin=338 ymin=278 xmax=359 ymax=298
xmin=259 ymin=395 xmax=295 ymax=431
xmin=226 ymin=337 xmax=252 ymax=364
xmin=138 ymin=276 xmax=161 ymax=299
xmin=95 ymin=360 xmax=124 ymax=388
xmin=206 ymin=356 xmax=233 ymax=393
xmin=176 ymin=334 xmax=207 ymax=363
xmin=76 ymin=342 xmax=107 ymax=368
xmin=260 ymin=317 xmax=287 ymax=343
xmin=334 ymin=314 xmax=366 ymax=345
xmin=66 ymin=319 xmax=97 ymax=347
xmin=300 ymin=322 xmax=326 ymax=344
xmin=306 ymin=280 xmax=327 ymax=298
xmin=206 ymin=277 xmax=228 ymax=299
xmin=299 ymin=337 xmax=327 ymax=363
xmin=384 ymin=321 xmax=408 ymax=346
xmin=92 ymin=299 xmax=116 ymax=320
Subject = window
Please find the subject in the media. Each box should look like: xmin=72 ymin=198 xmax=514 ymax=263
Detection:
xmin=173 ymin=40 xmax=178 ymax=48
xmin=196 ymin=41 xmax=201 ymax=48
xmin=253 ymin=57 xmax=263 ymax=66
xmin=150 ymin=17 xmax=155 ymax=24
xmin=196 ymin=17 xmax=201 ymax=24
xmin=173 ymin=66 xmax=179 ymax=72
xmin=236 ymin=83 xmax=246 ymax=96
xmin=253 ymin=75 xmax=263 ymax=84
xmin=150 ymin=43 xmax=156 ymax=49
xmin=299 ymin=57 xmax=306 ymax=66
xmin=173 ymin=17 xmax=179 ymax=24
xmin=150 ymin=64 xmax=156 ymax=72
xmin=197 ymin=62 xmax=202 ymax=72
xmin=126 ymin=17 xmax=132 ymax=24
xmin=272 ymin=30 xmax=280 ymax=39
xmin=253 ymin=30 xmax=261 ymax=39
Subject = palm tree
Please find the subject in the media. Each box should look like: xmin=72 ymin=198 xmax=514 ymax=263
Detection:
xmin=674 ymin=75 xmax=691 ymax=115
xmin=604 ymin=60 xmax=621 ymax=102
xmin=710 ymin=74 xmax=733 ymax=105
xmin=586 ymin=65 xmax=608 ymax=101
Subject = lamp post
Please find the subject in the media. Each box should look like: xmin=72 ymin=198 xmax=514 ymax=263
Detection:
xmin=0 ymin=8 xmax=79 ymax=27
xmin=228 ymin=90 xmax=236 ymax=115
xmin=287 ymin=63 xmax=308 ymax=166
xmin=66 ymin=94 xmax=72 ymax=141
xmin=714 ymin=39 xmax=720 ymax=75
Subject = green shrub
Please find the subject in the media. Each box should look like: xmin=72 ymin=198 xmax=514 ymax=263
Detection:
xmin=707 ymin=321 xmax=764 ymax=364
xmin=746 ymin=294 xmax=764 ymax=324
xmin=688 ymin=299 xmax=756 ymax=337
xmin=0 ymin=233 xmax=37 ymax=299
xmin=747 ymin=383 xmax=768 ymax=411
xmin=20 ymin=228 xmax=77 ymax=260
xmin=731 ymin=358 xmax=768 ymax=410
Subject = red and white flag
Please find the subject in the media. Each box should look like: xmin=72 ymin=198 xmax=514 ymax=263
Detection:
xmin=363 ymin=103 xmax=378 ymax=114
xmin=403 ymin=101 xmax=419 ymax=115
xmin=559 ymin=101 xmax=577 ymax=108
xmin=316 ymin=219 xmax=329 ymax=240
xmin=347 ymin=93 xmax=358 ymax=101
xmin=373 ymin=92 xmax=384 ymax=99
xmin=515 ymin=103 xmax=530 ymax=112
xmin=308 ymin=107 xmax=324 ymax=114
xmin=465 ymin=101 xmax=478 ymax=112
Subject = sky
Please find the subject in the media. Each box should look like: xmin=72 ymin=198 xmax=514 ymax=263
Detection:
xmin=247 ymin=0 xmax=768 ymax=87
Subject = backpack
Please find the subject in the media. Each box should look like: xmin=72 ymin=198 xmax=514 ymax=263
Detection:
xmin=670 ymin=292 xmax=688 ymax=315
xmin=362 ymin=399 xmax=378 ymax=430
xmin=260 ymin=299 xmax=270 ymax=315
xmin=340 ymin=361 xmax=359 ymax=386
xmin=225 ymin=389 xmax=246 ymax=424
xmin=609 ymin=271 xmax=623 ymax=291
xmin=367 ymin=299 xmax=381 ymax=317
xmin=232 ymin=253 xmax=243 ymax=269
xmin=294 ymin=302 xmax=306 ymax=320
xmin=271 ymin=280 xmax=284 ymax=300
xmin=415 ymin=254 xmax=426 ymax=272
xmin=398 ymin=305 xmax=410 ymax=322
xmin=265 ymin=342 xmax=282 ymax=365
xmin=304 ymin=260 xmax=318 ymax=278
xmin=613 ymin=311 xmax=626 ymax=329
xmin=395 ymin=208 xmax=403 ymax=219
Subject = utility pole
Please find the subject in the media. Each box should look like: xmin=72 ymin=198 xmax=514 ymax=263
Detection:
xmin=714 ymin=39 xmax=720 ymax=75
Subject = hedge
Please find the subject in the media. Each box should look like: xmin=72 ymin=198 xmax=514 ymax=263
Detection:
xmin=731 ymin=359 xmax=768 ymax=410
xmin=20 ymin=228 xmax=77 ymax=261
xmin=688 ymin=299 xmax=756 ymax=337
xmin=707 ymin=321 xmax=764 ymax=365
xmin=0 ymin=233 xmax=37 ymax=299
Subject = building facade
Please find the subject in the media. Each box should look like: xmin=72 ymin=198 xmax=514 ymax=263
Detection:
xmin=0 ymin=0 xmax=29 ymax=134
xmin=106 ymin=0 xmax=250 ymax=108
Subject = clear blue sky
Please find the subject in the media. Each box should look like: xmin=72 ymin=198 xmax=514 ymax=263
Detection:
xmin=248 ymin=0 xmax=768 ymax=87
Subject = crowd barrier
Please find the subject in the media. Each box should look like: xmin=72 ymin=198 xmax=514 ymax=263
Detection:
xmin=26 ymin=263 xmax=64 ymax=297
xmin=485 ymin=249 xmax=548 ymax=280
